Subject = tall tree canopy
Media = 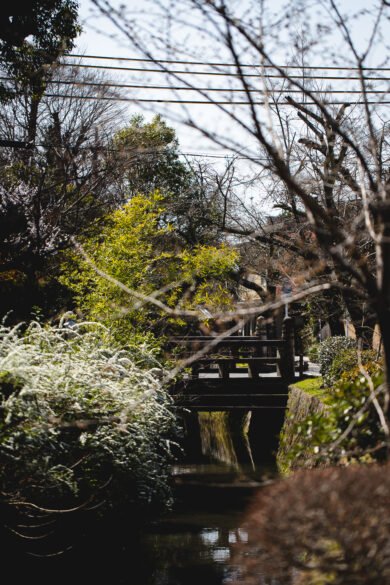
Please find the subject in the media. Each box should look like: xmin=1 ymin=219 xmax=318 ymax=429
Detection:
xmin=0 ymin=1 xmax=80 ymax=103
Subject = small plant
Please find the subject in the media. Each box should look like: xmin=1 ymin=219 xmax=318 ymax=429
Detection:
xmin=318 ymin=336 xmax=356 ymax=387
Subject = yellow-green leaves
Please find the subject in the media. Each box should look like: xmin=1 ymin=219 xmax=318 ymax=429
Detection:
xmin=61 ymin=192 xmax=238 ymax=338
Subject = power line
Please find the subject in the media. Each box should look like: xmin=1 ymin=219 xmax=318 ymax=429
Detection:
xmin=2 ymin=77 xmax=387 ymax=94
xmin=68 ymin=53 xmax=390 ymax=72
xmin=0 ymin=141 xmax=265 ymax=159
xmin=3 ymin=141 xmax=387 ymax=168
xmin=59 ymin=63 xmax=390 ymax=82
xmin=7 ymin=142 xmax=382 ymax=167
xmin=42 ymin=93 xmax=390 ymax=106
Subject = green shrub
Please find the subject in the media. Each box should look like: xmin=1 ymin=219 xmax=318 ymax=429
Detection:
xmin=327 ymin=348 xmax=377 ymax=387
xmin=318 ymin=336 xmax=356 ymax=387
xmin=60 ymin=192 xmax=238 ymax=341
xmin=0 ymin=320 xmax=177 ymax=517
xmin=284 ymin=359 xmax=385 ymax=467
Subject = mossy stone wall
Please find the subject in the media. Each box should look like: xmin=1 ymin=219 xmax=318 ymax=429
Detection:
xmin=277 ymin=381 xmax=326 ymax=474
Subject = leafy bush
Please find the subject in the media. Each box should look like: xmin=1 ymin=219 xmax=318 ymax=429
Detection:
xmin=282 ymin=360 xmax=385 ymax=468
xmin=234 ymin=464 xmax=390 ymax=585
xmin=318 ymin=336 xmax=356 ymax=386
xmin=327 ymin=347 xmax=377 ymax=387
xmin=60 ymin=192 xmax=238 ymax=341
xmin=0 ymin=320 xmax=177 ymax=517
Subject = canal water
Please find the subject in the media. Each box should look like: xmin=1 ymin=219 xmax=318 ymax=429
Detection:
xmin=128 ymin=410 xmax=278 ymax=585
xmin=133 ymin=463 xmax=275 ymax=585
xmin=8 ymin=411 xmax=279 ymax=585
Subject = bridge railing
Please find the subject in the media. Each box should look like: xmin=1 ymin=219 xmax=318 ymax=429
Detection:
xmin=167 ymin=316 xmax=297 ymax=383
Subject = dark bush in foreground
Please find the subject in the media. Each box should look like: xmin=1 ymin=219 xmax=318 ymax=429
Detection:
xmin=234 ymin=464 xmax=390 ymax=585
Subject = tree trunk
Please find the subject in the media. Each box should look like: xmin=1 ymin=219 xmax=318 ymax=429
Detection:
xmin=327 ymin=313 xmax=345 ymax=336
xmin=373 ymin=200 xmax=390 ymax=421
xmin=346 ymin=301 xmax=376 ymax=349
xmin=322 ymin=289 xmax=345 ymax=336
xmin=27 ymin=94 xmax=40 ymax=146
xmin=377 ymin=311 xmax=390 ymax=423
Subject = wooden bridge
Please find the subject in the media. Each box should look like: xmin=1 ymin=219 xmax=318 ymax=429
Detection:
xmin=168 ymin=316 xmax=304 ymax=411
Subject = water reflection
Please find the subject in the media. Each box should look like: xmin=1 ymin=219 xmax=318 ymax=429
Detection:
xmin=198 ymin=411 xmax=255 ymax=470
xmin=137 ymin=409 xmax=277 ymax=585
xmin=136 ymin=497 xmax=276 ymax=585
xmin=200 ymin=528 xmax=220 ymax=546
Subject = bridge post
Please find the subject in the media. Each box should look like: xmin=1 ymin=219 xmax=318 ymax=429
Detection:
xmin=282 ymin=316 xmax=295 ymax=382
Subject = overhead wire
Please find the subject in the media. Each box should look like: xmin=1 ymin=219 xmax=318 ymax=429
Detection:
xmin=2 ymin=141 xmax=387 ymax=167
xmin=1 ymin=77 xmax=388 ymax=94
xmin=58 ymin=63 xmax=390 ymax=82
xmin=67 ymin=53 xmax=390 ymax=72
xmin=40 ymin=93 xmax=390 ymax=105
xmin=1 ymin=54 xmax=388 ymax=105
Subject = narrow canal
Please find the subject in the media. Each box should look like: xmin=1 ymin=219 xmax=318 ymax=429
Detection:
xmin=130 ymin=410 xmax=280 ymax=585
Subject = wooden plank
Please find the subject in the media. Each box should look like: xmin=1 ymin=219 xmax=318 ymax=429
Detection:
xmin=181 ymin=393 xmax=289 ymax=397
xmin=192 ymin=366 xmax=278 ymax=375
xmin=178 ymin=399 xmax=287 ymax=408
xmin=218 ymin=361 xmax=230 ymax=379
xmin=171 ymin=336 xmax=269 ymax=340
xmin=167 ymin=338 xmax=286 ymax=347
xmin=195 ymin=357 xmax=281 ymax=363
xmin=172 ymin=379 xmax=289 ymax=395
xmin=178 ymin=404 xmax=286 ymax=412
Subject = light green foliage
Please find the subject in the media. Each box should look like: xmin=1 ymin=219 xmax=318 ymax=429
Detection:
xmin=318 ymin=336 xmax=357 ymax=387
xmin=61 ymin=192 xmax=238 ymax=338
xmin=0 ymin=320 xmax=176 ymax=513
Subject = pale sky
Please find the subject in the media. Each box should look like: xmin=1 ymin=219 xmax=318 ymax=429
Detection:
xmin=71 ymin=0 xmax=389 ymax=186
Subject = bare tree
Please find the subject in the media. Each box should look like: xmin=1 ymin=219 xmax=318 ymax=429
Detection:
xmin=89 ymin=0 xmax=390 ymax=411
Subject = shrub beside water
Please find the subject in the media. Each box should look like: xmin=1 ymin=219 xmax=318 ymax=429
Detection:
xmin=327 ymin=347 xmax=377 ymax=386
xmin=234 ymin=464 xmax=390 ymax=585
xmin=279 ymin=342 xmax=385 ymax=469
xmin=0 ymin=321 xmax=177 ymax=518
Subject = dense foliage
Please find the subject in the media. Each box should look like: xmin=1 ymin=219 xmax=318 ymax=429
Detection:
xmin=318 ymin=336 xmax=357 ymax=387
xmin=112 ymin=115 xmax=226 ymax=246
xmin=0 ymin=320 xmax=176 ymax=516
xmin=0 ymin=1 xmax=80 ymax=101
xmin=61 ymin=192 xmax=239 ymax=339
xmin=279 ymin=346 xmax=385 ymax=469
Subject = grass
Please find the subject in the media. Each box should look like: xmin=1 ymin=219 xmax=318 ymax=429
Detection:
xmin=293 ymin=376 xmax=324 ymax=397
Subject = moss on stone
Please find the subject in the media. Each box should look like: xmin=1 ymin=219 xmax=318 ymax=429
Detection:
xmin=277 ymin=380 xmax=326 ymax=475
xmin=294 ymin=377 xmax=324 ymax=396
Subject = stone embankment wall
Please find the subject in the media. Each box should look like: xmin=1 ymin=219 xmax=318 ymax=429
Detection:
xmin=277 ymin=382 xmax=326 ymax=474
